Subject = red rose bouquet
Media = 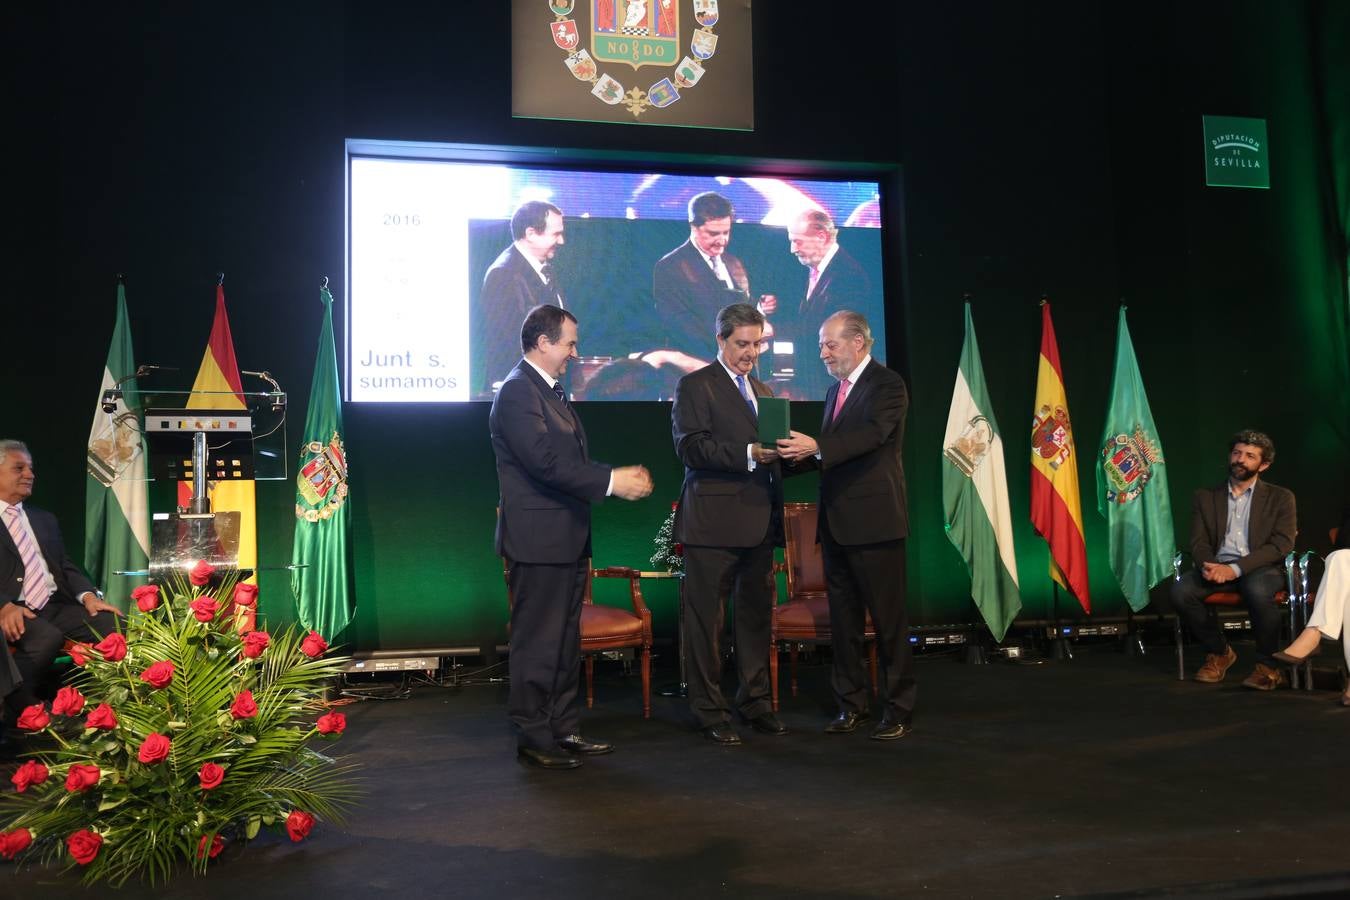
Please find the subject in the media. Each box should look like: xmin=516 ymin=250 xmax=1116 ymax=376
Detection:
xmin=0 ymin=565 xmax=358 ymax=885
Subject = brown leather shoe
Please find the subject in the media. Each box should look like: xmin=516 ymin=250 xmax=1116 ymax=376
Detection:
xmin=1241 ymin=663 xmax=1286 ymax=691
xmin=1194 ymin=645 xmax=1238 ymax=683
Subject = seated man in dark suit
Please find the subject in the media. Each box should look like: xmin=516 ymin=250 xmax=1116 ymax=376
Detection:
xmin=1 ymin=440 xmax=121 ymax=730
xmin=1171 ymin=430 xmax=1296 ymax=690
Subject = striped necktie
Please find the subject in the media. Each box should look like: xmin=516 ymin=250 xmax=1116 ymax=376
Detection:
xmin=3 ymin=506 xmax=50 ymax=610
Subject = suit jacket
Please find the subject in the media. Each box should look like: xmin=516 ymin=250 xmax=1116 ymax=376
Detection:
xmin=671 ymin=363 xmax=783 ymax=549
xmin=796 ymin=244 xmax=875 ymax=333
xmin=652 ymin=240 xmax=751 ymax=357
xmin=479 ymin=245 xmax=564 ymax=396
xmin=0 ymin=504 xmax=96 ymax=607
xmin=490 ymin=361 xmax=611 ymax=565
xmin=811 ymin=359 xmax=909 ymax=546
xmin=1188 ymin=479 xmax=1297 ymax=574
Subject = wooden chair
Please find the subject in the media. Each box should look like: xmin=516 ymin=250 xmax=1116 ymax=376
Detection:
xmin=503 ymin=559 xmax=653 ymax=718
xmin=769 ymin=501 xmax=877 ymax=711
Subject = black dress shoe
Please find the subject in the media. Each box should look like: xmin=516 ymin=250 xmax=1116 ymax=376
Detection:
xmin=557 ymin=734 xmax=614 ymax=755
xmin=869 ymin=719 xmax=912 ymax=741
xmin=701 ymin=724 xmax=742 ymax=745
xmin=824 ymin=710 xmax=871 ymax=734
xmin=746 ymin=713 xmax=788 ymax=735
xmin=517 ymin=746 xmax=583 ymax=769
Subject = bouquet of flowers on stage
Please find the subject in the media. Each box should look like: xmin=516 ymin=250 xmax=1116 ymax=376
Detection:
xmin=0 ymin=563 xmax=358 ymax=885
xmin=650 ymin=501 xmax=683 ymax=573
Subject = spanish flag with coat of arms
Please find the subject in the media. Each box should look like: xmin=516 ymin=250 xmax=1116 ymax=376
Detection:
xmin=1029 ymin=301 xmax=1090 ymax=612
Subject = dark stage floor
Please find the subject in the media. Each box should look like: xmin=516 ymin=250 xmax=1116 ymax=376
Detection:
xmin=4 ymin=639 xmax=1348 ymax=898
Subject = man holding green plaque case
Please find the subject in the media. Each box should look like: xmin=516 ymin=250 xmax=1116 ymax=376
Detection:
xmin=671 ymin=303 xmax=787 ymax=744
xmin=777 ymin=311 xmax=915 ymax=740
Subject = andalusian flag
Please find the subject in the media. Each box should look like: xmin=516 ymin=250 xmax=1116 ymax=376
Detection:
xmin=943 ymin=303 xmax=1022 ymax=641
xmin=291 ymin=284 xmax=354 ymax=640
xmin=1096 ymin=307 xmax=1174 ymax=612
xmin=180 ymin=284 xmax=257 ymax=577
xmin=84 ymin=281 xmax=149 ymax=611
xmin=1029 ymin=302 xmax=1090 ymax=612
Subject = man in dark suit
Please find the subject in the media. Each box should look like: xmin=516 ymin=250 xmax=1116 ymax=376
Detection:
xmin=777 ymin=311 xmax=915 ymax=740
xmin=478 ymin=201 xmax=568 ymax=397
xmin=784 ymin=210 xmax=879 ymax=399
xmin=1171 ymin=430 xmax=1297 ymax=690
xmin=1 ymin=440 xmax=121 ymax=726
xmin=490 ymin=306 xmax=653 ymax=769
xmin=671 ymin=303 xmax=787 ymax=744
xmin=653 ymin=192 xmax=774 ymax=360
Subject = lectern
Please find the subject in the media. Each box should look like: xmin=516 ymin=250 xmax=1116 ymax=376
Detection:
xmin=105 ymin=386 xmax=287 ymax=581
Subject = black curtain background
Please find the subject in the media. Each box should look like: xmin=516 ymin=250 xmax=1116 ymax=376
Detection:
xmin=9 ymin=1 xmax=1348 ymax=650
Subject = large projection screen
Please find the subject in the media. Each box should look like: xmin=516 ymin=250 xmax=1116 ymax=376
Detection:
xmin=346 ymin=141 xmax=891 ymax=403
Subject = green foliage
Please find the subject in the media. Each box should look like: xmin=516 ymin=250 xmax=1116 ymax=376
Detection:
xmin=0 ymin=567 xmax=359 ymax=886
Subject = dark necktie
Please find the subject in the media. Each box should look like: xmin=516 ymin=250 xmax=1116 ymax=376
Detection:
xmin=552 ymin=381 xmax=567 ymax=404
xmin=541 ymin=263 xmax=562 ymax=307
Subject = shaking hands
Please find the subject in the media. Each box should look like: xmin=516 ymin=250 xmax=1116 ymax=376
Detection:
xmin=612 ymin=465 xmax=654 ymax=501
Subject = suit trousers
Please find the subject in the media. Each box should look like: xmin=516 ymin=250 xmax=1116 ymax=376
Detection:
xmin=1171 ymin=565 xmax=1286 ymax=665
xmin=682 ymin=540 xmax=776 ymax=729
xmin=6 ymin=597 xmax=119 ymax=715
xmin=822 ymin=535 xmax=916 ymax=724
xmin=1308 ymin=549 xmax=1349 ymax=670
xmin=507 ymin=560 xmax=587 ymax=751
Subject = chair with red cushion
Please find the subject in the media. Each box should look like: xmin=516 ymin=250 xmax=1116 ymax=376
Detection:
xmin=503 ymin=560 xmax=653 ymax=718
xmin=769 ymin=502 xmax=877 ymax=711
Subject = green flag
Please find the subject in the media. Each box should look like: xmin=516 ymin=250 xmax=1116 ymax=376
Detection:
xmin=1096 ymin=307 xmax=1175 ymax=611
xmin=291 ymin=285 xmax=355 ymax=640
xmin=942 ymin=303 xmax=1022 ymax=641
xmin=85 ymin=281 xmax=149 ymax=612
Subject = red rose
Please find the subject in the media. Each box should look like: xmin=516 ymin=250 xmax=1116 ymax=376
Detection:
xmin=11 ymin=760 xmax=49 ymax=793
xmin=198 ymin=761 xmax=225 ymax=790
xmin=197 ymin=833 xmax=224 ymax=859
xmin=233 ymin=583 xmax=259 ymax=608
xmin=94 ymin=631 xmax=127 ymax=662
xmin=189 ymin=597 xmax=219 ymax=622
xmin=0 ymin=828 xmax=33 ymax=860
xmin=52 ymin=685 xmax=87 ymax=716
xmin=67 ymin=642 xmax=94 ymax=666
xmin=67 ymin=829 xmax=103 ymax=865
xmin=189 ymin=559 xmax=215 ymax=586
xmin=139 ymin=660 xmax=175 ymax=689
xmin=16 ymin=704 xmax=50 ymax=731
xmin=285 ymin=810 xmax=315 ymax=842
xmin=65 ymin=764 xmax=101 ymax=793
xmin=316 ymin=712 xmax=346 ymax=735
xmin=138 ymin=732 xmax=172 ymax=765
xmin=241 ymin=630 xmax=270 ymax=659
xmin=85 ymin=703 xmax=118 ymax=730
xmin=132 ymin=583 xmax=160 ymax=612
xmin=300 ymin=631 xmax=328 ymax=658
xmin=229 ymin=690 xmax=259 ymax=720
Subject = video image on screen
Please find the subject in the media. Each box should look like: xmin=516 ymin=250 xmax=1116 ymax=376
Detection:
xmin=348 ymin=149 xmax=888 ymax=402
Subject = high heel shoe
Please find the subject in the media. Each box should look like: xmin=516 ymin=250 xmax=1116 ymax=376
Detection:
xmin=1271 ymin=646 xmax=1321 ymax=665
